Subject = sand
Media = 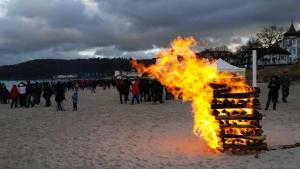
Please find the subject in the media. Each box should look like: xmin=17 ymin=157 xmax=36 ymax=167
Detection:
xmin=0 ymin=83 xmax=300 ymax=169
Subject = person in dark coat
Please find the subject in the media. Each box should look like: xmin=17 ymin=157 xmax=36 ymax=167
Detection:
xmin=2 ymin=85 xmax=9 ymax=104
xmin=138 ymin=79 xmax=145 ymax=102
xmin=55 ymin=81 xmax=65 ymax=111
xmin=25 ymin=81 xmax=34 ymax=108
xmin=265 ymin=76 xmax=280 ymax=110
xmin=0 ymin=83 xmax=4 ymax=104
xmin=43 ymin=82 xmax=53 ymax=107
xmin=143 ymin=79 xmax=151 ymax=102
xmin=34 ymin=82 xmax=43 ymax=105
xmin=116 ymin=79 xmax=124 ymax=104
xmin=280 ymin=71 xmax=291 ymax=103
xmin=124 ymin=79 xmax=131 ymax=103
xmin=118 ymin=79 xmax=130 ymax=104
xmin=152 ymin=80 xmax=164 ymax=104
xmin=91 ymin=81 xmax=97 ymax=93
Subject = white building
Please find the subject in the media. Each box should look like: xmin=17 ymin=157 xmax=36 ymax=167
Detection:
xmin=280 ymin=22 xmax=300 ymax=64
xmin=114 ymin=70 xmax=140 ymax=79
xmin=257 ymin=47 xmax=290 ymax=65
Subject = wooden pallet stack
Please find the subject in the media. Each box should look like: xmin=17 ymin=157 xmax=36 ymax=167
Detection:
xmin=210 ymin=83 xmax=268 ymax=152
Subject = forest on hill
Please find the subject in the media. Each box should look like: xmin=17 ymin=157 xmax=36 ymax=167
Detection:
xmin=0 ymin=58 xmax=155 ymax=80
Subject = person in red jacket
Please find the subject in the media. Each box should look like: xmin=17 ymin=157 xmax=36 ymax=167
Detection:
xmin=131 ymin=79 xmax=140 ymax=104
xmin=10 ymin=84 xmax=20 ymax=108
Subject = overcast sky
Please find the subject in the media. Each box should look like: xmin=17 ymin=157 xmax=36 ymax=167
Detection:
xmin=0 ymin=0 xmax=299 ymax=65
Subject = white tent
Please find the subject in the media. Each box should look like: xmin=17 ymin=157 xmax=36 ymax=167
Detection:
xmin=215 ymin=58 xmax=246 ymax=76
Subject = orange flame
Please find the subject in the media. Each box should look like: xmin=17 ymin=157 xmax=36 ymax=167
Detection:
xmin=131 ymin=36 xmax=252 ymax=151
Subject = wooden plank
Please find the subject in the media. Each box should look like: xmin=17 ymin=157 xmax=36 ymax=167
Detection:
xmin=213 ymin=92 xmax=259 ymax=99
xmin=223 ymin=142 xmax=268 ymax=150
xmin=220 ymin=124 xmax=261 ymax=128
xmin=216 ymin=114 xmax=262 ymax=120
xmin=211 ymin=104 xmax=260 ymax=109
xmin=220 ymin=134 xmax=266 ymax=141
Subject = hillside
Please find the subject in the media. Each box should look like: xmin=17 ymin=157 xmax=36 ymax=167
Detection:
xmin=0 ymin=58 xmax=155 ymax=80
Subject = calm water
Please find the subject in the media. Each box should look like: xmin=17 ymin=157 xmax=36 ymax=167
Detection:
xmin=1 ymin=80 xmax=20 ymax=90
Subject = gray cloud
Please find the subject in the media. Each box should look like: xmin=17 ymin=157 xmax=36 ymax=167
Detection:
xmin=0 ymin=0 xmax=299 ymax=65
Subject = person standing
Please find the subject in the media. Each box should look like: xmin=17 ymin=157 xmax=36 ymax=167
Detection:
xmin=0 ymin=83 xmax=3 ymax=104
xmin=131 ymin=79 xmax=140 ymax=104
xmin=116 ymin=79 xmax=125 ymax=104
xmin=138 ymin=79 xmax=145 ymax=102
xmin=25 ymin=81 xmax=34 ymax=108
xmin=2 ymin=85 xmax=9 ymax=104
xmin=123 ymin=79 xmax=131 ymax=104
xmin=72 ymin=90 xmax=78 ymax=111
xmin=55 ymin=81 xmax=65 ymax=111
xmin=91 ymin=81 xmax=97 ymax=93
xmin=35 ymin=82 xmax=43 ymax=105
xmin=153 ymin=80 xmax=164 ymax=104
xmin=265 ymin=76 xmax=280 ymax=111
xmin=18 ymin=82 xmax=26 ymax=107
xmin=43 ymin=82 xmax=53 ymax=107
xmin=10 ymin=85 xmax=20 ymax=108
xmin=143 ymin=79 xmax=151 ymax=102
xmin=280 ymin=71 xmax=291 ymax=103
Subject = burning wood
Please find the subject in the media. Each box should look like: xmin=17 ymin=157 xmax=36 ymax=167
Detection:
xmin=131 ymin=36 xmax=267 ymax=152
xmin=212 ymin=84 xmax=267 ymax=152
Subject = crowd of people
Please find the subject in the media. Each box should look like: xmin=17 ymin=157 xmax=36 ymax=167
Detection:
xmin=115 ymin=78 xmax=174 ymax=105
xmin=1 ymin=72 xmax=291 ymax=111
xmin=0 ymin=77 xmax=173 ymax=111
xmin=0 ymin=80 xmax=115 ymax=111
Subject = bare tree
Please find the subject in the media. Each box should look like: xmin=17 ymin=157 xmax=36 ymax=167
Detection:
xmin=235 ymin=37 xmax=262 ymax=67
xmin=214 ymin=45 xmax=229 ymax=51
xmin=256 ymin=25 xmax=284 ymax=48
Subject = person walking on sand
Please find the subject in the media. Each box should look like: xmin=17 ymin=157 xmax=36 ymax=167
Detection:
xmin=72 ymin=90 xmax=78 ymax=111
xmin=10 ymin=85 xmax=20 ymax=108
xmin=280 ymin=71 xmax=291 ymax=103
xmin=265 ymin=76 xmax=280 ymax=111
xmin=131 ymin=79 xmax=140 ymax=104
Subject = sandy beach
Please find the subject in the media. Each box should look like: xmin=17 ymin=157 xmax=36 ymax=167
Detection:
xmin=0 ymin=83 xmax=299 ymax=169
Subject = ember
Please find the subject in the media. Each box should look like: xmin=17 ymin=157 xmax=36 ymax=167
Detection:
xmin=131 ymin=36 xmax=267 ymax=152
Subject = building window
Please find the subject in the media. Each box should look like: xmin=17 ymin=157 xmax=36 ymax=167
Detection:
xmin=293 ymin=48 xmax=296 ymax=54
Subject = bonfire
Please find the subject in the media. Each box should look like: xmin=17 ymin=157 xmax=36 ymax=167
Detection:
xmin=131 ymin=36 xmax=266 ymax=152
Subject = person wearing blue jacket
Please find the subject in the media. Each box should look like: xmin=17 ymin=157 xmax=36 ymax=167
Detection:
xmin=72 ymin=90 xmax=78 ymax=111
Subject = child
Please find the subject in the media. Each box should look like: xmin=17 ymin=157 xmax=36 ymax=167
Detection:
xmin=72 ymin=90 xmax=78 ymax=111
